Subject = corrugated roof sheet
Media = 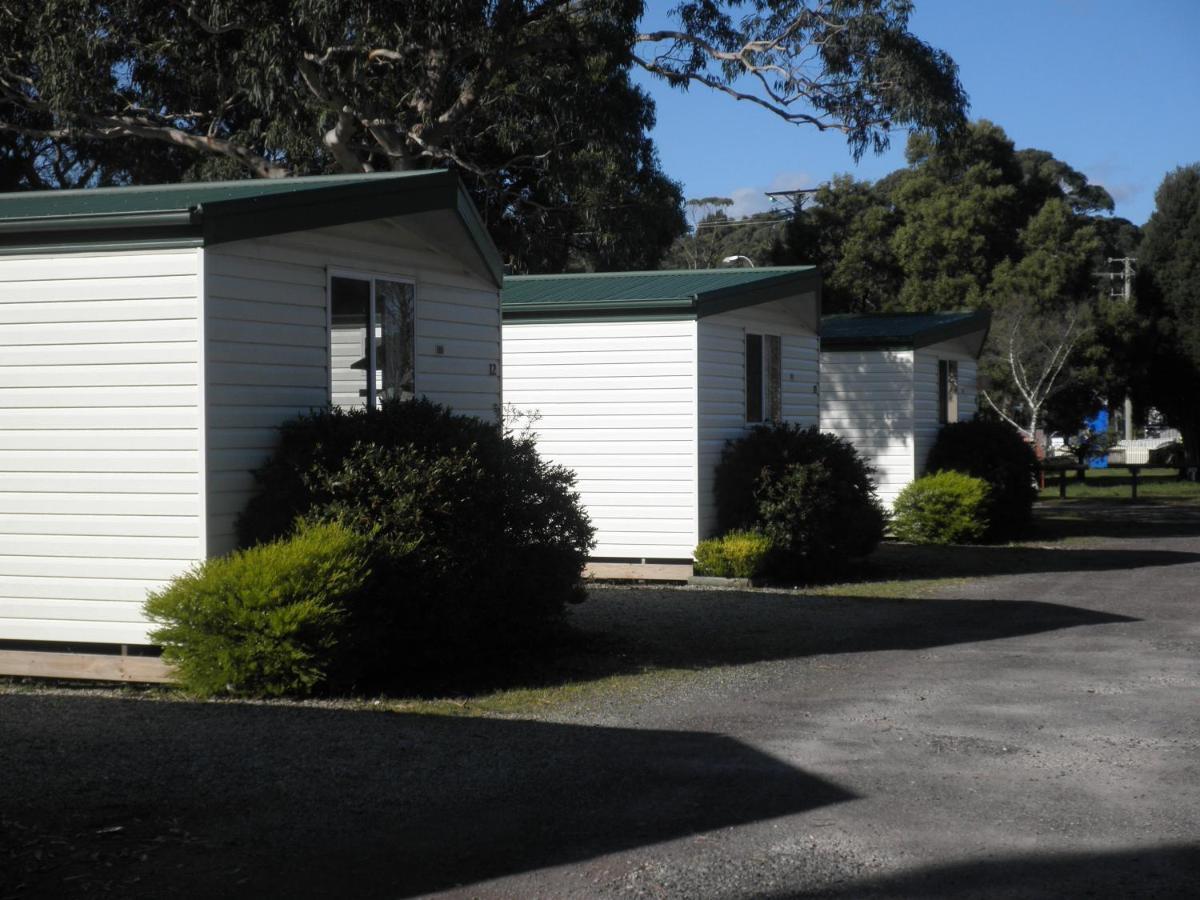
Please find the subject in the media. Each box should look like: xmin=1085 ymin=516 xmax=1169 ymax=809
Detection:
xmin=0 ymin=171 xmax=440 ymax=220
xmin=503 ymin=267 xmax=817 ymax=308
xmin=821 ymin=311 xmax=990 ymax=349
xmin=0 ymin=170 xmax=503 ymax=284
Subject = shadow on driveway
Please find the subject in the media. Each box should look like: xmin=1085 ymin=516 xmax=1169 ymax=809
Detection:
xmin=1031 ymin=500 xmax=1200 ymax=541
xmin=571 ymin=593 xmax=1138 ymax=675
xmin=1 ymin=695 xmax=853 ymax=898
xmin=857 ymin=541 xmax=1200 ymax=584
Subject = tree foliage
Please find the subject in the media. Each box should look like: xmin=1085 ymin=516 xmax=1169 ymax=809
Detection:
xmin=0 ymin=1 xmax=966 ymax=271
xmin=635 ymin=0 xmax=966 ymax=160
xmin=660 ymin=200 xmax=788 ymax=269
xmin=780 ymin=121 xmax=1124 ymax=314
xmin=1134 ymin=164 xmax=1200 ymax=466
xmin=776 ymin=120 xmax=1137 ymax=438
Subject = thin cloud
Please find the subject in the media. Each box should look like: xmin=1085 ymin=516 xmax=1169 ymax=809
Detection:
xmin=723 ymin=171 xmax=814 ymax=218
xmin=1103 ymin=181 xmax=1143 ymax=205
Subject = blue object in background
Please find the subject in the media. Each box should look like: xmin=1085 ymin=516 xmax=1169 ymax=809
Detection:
xmin=1085 ymin=408 xmax=1109 ymax=468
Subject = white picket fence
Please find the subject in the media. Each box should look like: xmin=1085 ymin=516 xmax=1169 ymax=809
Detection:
xmin=1110 ymin=433 xmax=1182 ymax=465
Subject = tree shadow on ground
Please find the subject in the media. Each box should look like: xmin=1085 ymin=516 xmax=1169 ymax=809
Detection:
xmin=563 ymin=592 xmax=1136 ymax=679
xmin=839 ymin=501 xmax=1200 ymax=585
xmin=851 ymin=540 xmax=1200 ymax=585
xmin=1030 ymin=499 xmax=1200 ymax=541
xmin=412 ymin=590 xmax=1138 ymax=697
xmin=0 ymin=695 xmax=853 ymax=899
xmin=773 ymin=842 xmax=1200 ymax=899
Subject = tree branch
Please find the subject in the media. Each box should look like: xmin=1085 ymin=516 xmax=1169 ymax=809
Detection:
xmin=0 ymin=117 xmax=289 ymax=179
xmin=982 ymin=390 xmax=1031 ymax=438
xmin=168 ymin=1 xmax=246 ymax=35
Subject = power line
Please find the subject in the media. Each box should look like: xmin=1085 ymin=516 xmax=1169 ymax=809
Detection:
xmin=1107 ymin=256 xmax=1137 ymax=442
xmin=693 ymin=216 xmax=789 ymax=231
xmin=1107 ymin=256 xmax=1136 ymax=301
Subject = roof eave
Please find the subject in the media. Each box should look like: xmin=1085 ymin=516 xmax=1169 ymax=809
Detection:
xmin=695 ymin=268 xmax=822 ymax=317
xmin=453 ymin=181 xmax=504 ymax=288
xmin=0 ymin=209 xmax=202 ymax=254
xmin=822 ymin=310 xmax=992 ymax=356
xmin=503 ymin=297 xmax=698 ymax=322
xmin=195 ymin=171 xmax=502 ymax=287
xmin=0 ymin=173 xmax=504 ymax=282
xmin=910 ymin=311 xmax=991 ymax=352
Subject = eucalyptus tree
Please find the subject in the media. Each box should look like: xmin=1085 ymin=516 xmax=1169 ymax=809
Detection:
xmin=0 ymin=0 xmax=967 ymax=270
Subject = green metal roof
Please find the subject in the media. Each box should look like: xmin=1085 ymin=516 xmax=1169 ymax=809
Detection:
xmin=502 ymin=267 xmax=820 ymax=321
xmin=0 ymin=170 xmax=503 ymax=285
xmin=821 ymin=310 xmax=991 ymax=351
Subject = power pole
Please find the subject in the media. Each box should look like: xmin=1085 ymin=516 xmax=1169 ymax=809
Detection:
xmin=1109 ymin=256 xmax=1137 ymax=442
xmin=765 ymin=188 xmax=818 ymax=215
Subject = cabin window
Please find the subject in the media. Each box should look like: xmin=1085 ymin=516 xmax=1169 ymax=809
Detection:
xmin=938 ymin=359 xmax=959 ymax=424
xmin=746 ymin=333 xmax=782 ymax=424
xmin=329 ymin=273 xmax=415 ymax=409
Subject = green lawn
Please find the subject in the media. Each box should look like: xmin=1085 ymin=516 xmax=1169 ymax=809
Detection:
xmin=1038 ymin=466 xmax=1200 ymax=502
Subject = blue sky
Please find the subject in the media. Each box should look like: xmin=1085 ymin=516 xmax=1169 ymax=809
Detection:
xmin=632 ymin=0 xmax=1200 ymax=225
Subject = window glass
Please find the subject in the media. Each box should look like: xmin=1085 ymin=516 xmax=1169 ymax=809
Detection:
xmin=376 ymin=280 xmax=415 ymax=404
xmin=946 ymin=360 xmax=959 ymax=422
xmin=938 ymin=360 xmax=959 ymax=424
xmin=746 ymin=333 xmax=763 ymax=423
xmin=330 ymin=276 xmax=370 ymax=408
xmin=765 ymin=335 xmax=782 ymax=421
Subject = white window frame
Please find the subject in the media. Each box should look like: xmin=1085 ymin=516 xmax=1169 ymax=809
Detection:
xmin=326 ymin=268 xmax=418 ymax=408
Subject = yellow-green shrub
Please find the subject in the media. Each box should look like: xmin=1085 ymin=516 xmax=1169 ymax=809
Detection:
xmin=891 ymin=471 xmax=991 ymax=545
xmin=145 ymin=521 xmax=370 ymax=698
xmin=694 ymin=530 xmax=773 ymax=578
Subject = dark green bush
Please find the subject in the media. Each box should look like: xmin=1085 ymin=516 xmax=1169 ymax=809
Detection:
xmin=926 ymin=419 xmax=1039 ymax=540
xmin=694 ymin=530 xmax=773 ymax=578
xmin=755 ymin=461 xmax=886 ymax=579
xmin=145 ymin=521 xmax=370 ymax=698
xmin=891 ymin=471 xmax=991 ymax=545
xmin=236 ymin=399 xmax=594 ymax=682
xmin=714 ymin=424 xmax=885 ymax=580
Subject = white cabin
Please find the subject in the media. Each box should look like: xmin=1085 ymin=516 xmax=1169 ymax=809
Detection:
xmin=819 ymin=312 xmax=990 ymax=507
xmin=502 ymin=268 xmax=821 ymax=573
xmin=0 ymin=171 xmax=502 ymax=654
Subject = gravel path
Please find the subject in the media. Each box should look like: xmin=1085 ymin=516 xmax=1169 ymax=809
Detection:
xmin=3 ymin=503 xmax=1199 ymax=898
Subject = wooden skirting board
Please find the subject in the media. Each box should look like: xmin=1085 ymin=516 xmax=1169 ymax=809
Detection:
xmin=585 ymin=561 xmax=693 ymax=582
xmin=0 ymin=649 xmax=175 ymax=684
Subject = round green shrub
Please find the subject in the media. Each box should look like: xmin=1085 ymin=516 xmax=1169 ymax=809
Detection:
xmin=891 ymin=471 xmax=991 ymax=545
xmin=925 ymin=419 xmax=1039 ymax=541
xmin=145 ymin=521 xmax=370 ymax=698
xmin=713 ymin=424 xmax=885 ymax=580
xmin=235 ymin=399 xmax=595 ymax=682
xmin=694 ymin=530 xmax=772 ymax=579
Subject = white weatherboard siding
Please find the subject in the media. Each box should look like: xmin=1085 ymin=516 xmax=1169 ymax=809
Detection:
xmin=697 ymin=303 xmax=819 ymax=539
xmin=503 ymin=320 xmax=698 ymax=560
xmin=204 ymin=221 xmax=502 ymax=556
xmin=820 ymin=349 xmax=915 ymax=508
xmin=0 ymin=250 xmax=203 ymax=644
xmin=913 ymin=341 xmax=978 ymax=478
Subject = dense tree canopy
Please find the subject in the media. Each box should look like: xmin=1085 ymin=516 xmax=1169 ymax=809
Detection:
xmin=0 ymin=0 xmax=966 ymax=271
xmin=780 ymin=121 xmax=1127 ymax=314
xmin=1134 ymin=164 xmax=1200 ymax=466
xmin=777 ymin=120 xmax=1139 ymax=437
xmin=659 ymin=198 xmax=789 ymax=269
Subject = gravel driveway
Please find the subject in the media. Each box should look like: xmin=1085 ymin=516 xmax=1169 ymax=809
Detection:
xmin=3 ymin=502 xmax=1199 ymax=898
